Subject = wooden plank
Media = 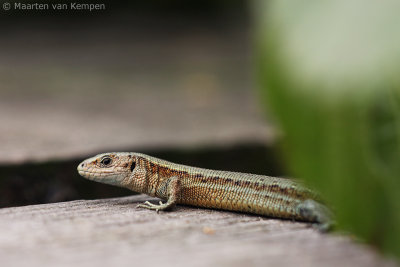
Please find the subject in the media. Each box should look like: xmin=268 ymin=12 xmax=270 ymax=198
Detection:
xmin=0 ymin=17 xmax=271 ymax=165
xmin=0 ymin=195 xmax=396 ymax=267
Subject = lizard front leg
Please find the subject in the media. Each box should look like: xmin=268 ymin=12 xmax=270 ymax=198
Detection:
xmin=137 ymin=176 xmax=180 ymax=212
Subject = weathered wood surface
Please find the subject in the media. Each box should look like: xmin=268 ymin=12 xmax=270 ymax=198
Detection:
xmin=0 ymin=195 xmax=396 ymax=267
xmin=0 ymin=14 xmax=272 ymax=165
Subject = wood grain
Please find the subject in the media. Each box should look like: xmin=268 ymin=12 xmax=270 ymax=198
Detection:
xmin=0 ymin=195 xmax=397 ymax=267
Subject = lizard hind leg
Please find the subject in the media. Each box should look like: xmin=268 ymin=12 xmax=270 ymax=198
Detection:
xmin=296 ymin=199 xmax=335 ymax=232
xmin=137 ymin=176 xmax=180 ymax=212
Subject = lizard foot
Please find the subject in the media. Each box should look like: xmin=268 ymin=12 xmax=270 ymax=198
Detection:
xmin=137 ymin=201 xmax=174 ymax=212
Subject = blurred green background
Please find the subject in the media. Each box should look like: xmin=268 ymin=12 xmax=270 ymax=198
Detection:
xmin=254 ymin=0 xmax=400 ymax=259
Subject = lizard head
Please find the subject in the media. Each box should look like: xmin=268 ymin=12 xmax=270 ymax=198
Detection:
xmin=77 ymin=152 xmax=145 ymax=190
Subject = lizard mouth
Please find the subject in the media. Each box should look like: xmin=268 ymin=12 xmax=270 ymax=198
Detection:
xmin=77 ymin=168 xmax=92 ymax=179
xmin=77 ymin=162 xmax=116 ymax=180
xmin=77 ymin=161 xmax=96 ymax=179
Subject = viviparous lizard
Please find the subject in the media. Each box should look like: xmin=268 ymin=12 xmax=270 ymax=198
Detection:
xmin=77 ymin=152 xmax=332 ymax=228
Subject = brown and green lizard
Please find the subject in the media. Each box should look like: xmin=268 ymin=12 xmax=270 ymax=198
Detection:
xmin=77 ymin=152 xmax=333 ymax=230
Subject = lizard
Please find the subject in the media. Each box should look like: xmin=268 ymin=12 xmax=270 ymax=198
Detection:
xmin=77 ymin=152 xmax=333 ymax=230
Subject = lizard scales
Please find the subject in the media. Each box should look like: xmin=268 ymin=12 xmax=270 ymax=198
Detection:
xmin=78 ymin=152 xmax=331 ymax=225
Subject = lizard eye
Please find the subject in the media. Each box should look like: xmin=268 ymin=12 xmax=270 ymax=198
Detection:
xmin=100 ymin=157 xmax=112 ymax=166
